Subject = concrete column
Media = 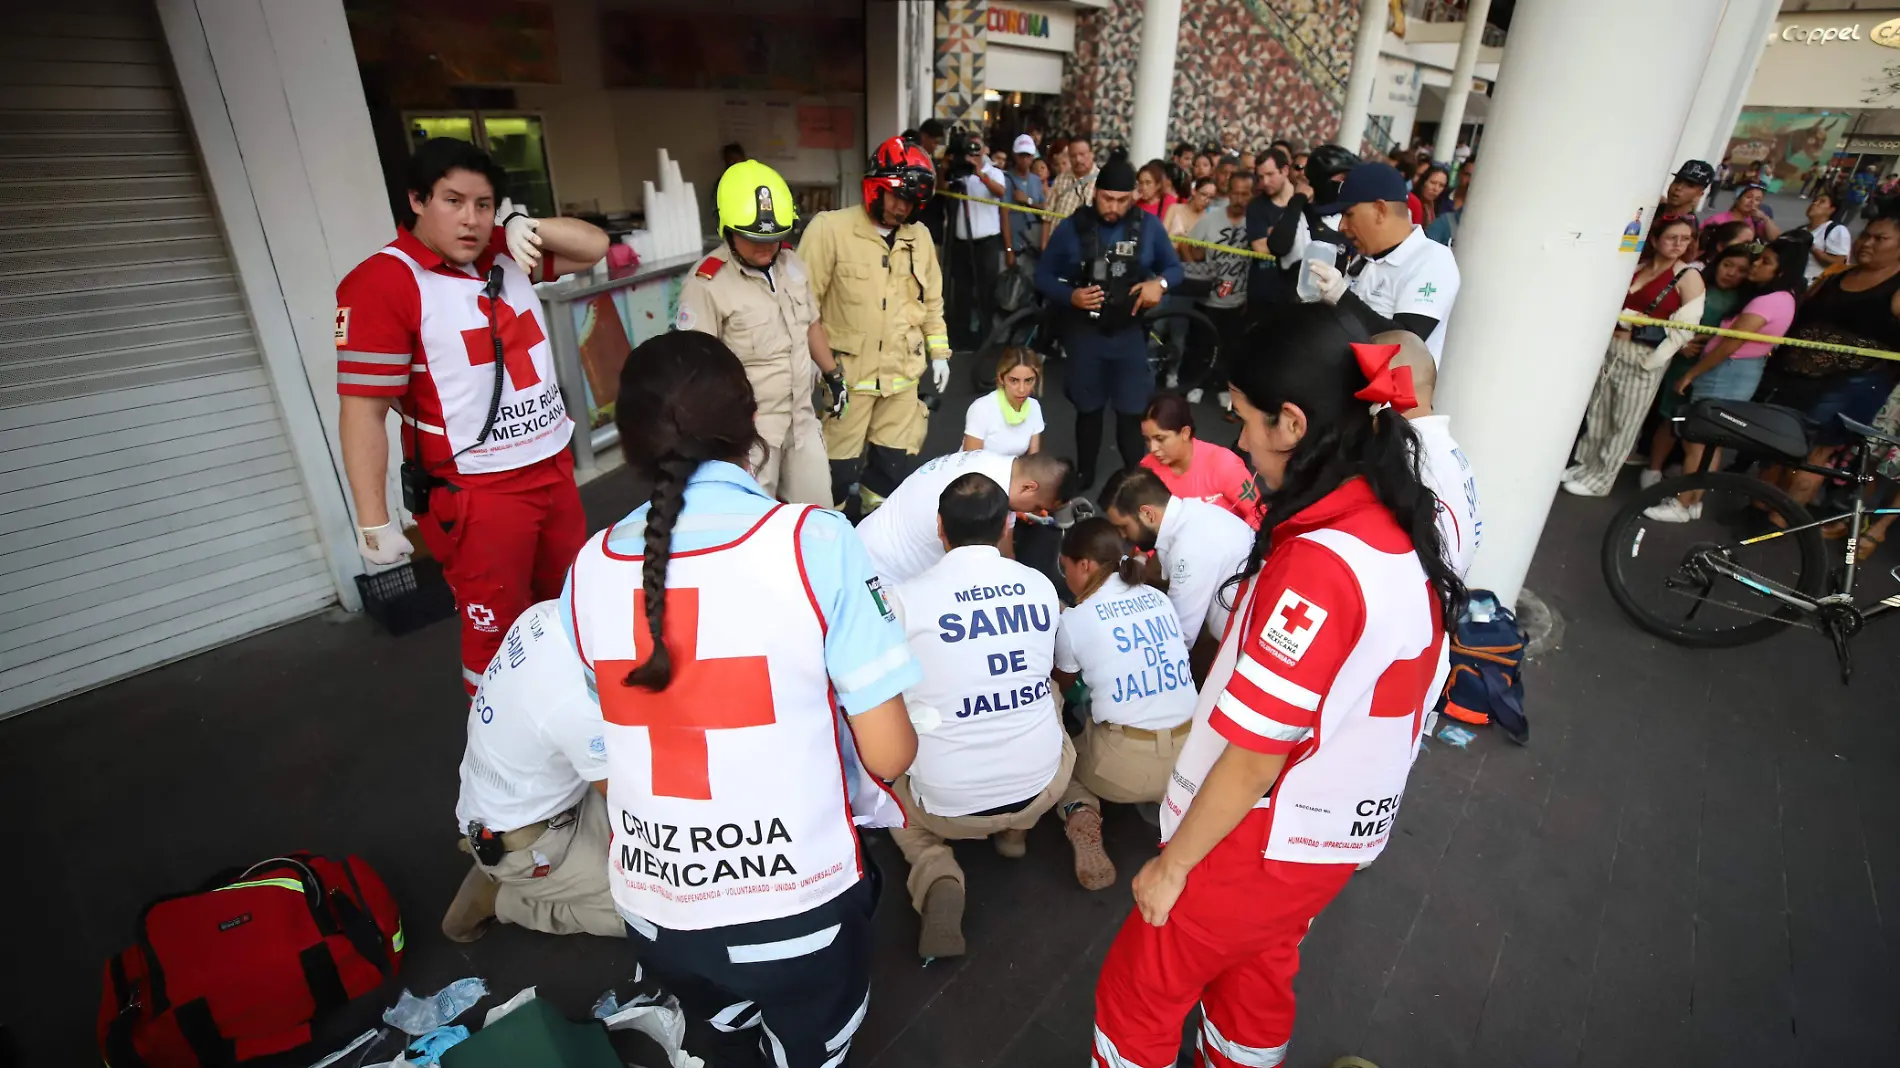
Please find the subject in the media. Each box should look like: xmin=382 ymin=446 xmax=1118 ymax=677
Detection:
xmin=1435 ymin=0 xmax=1726 ymax=604
xmin=157 ymin=0 xmax=394 ymax=609
xmin=1129 ymin=0 xmax=1182 ymax=163
xmin=1433 ymin=0 xmax=1493 ymax=162
xmin=1674 ymin=0 xmax=1779 ymax=175
xmin=1337 ymin=0 xmax=1388 ymax=151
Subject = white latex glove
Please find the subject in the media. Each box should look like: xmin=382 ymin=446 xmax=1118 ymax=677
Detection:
xmin=498 ymin=198 xmax=542 ymax=275
xmin=358 ymin=521 xmax=414 ymax=566
xmin=931 ymin=358 xmax=950 ymax=393
xmin=1302 ymin=258 xmax=1349 ymax=305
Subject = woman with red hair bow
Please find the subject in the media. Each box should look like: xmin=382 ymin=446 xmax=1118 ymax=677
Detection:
xmin=1090 ymin=303 xmax=1464 ymax=1068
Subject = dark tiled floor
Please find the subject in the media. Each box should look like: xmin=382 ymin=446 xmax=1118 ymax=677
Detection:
xmin=5 ymin=354 xmax=1898 ymax=1067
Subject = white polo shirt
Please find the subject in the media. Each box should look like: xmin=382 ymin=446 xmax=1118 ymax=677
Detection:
xmin=1348 ymin=225 xmax=1461 ymax=365
xmin=954 ymin=163 xmax=1007 ymax=240
xmin=455 ymin=602 xmax=606 ymax=834
xmin=1055 ymin=576 xmax=1196 ymax=731
xmin=1409 ymin=414 xmax=1482 ymax=579
xmin=858 ymin=450 xmax=1016 ymax=584
xmin=890 ymin=546 xmax=1064 ymax=817
xmin=963 ymin=392 xmax=1044 ymax=457
xmin=1154 ymin=496 xmax=1256 ymax=644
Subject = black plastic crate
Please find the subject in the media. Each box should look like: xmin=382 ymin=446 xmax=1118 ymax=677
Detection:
xmin=354 ymin=558 xmax=456 ymax=636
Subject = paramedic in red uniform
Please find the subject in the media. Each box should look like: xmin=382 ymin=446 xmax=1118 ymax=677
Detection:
xmin=335 ymin=138 xmax=608 ymax=694
xmin=1090 ymin=303 xmax=1465 ymax=1068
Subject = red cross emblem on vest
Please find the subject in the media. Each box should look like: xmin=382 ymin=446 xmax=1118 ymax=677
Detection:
xmin=461 ymin=294 xmax=545 ymax=390
xmin=598 ymin=587 xmax=777 ymax=800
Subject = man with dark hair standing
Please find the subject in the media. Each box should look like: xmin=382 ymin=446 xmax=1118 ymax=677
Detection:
xmin=1246 ymin=148 xmax=1298 ymax=309
xmin=335 ymin=138 xmax=607 ymax=694
xmin=1302 ymin=162 xmax=1462 ymax=366
xmin=1037 ymin=157 xmax=1183 ymax=488
xmin=1659 ymin=159 xmax=1715 ymax=225
xmin=885 ymin=473 xmax=1070 ymax=959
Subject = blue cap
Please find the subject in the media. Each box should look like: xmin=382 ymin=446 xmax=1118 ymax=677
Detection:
xmin=1330 ymin=162 xmax=1410 ymax=212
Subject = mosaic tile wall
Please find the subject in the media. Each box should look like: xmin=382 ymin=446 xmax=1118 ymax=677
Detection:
xmin=1057 ymin=0 xmax=1360 ymax=154
xmin=935 ymin=0 xmax=989 ymax=126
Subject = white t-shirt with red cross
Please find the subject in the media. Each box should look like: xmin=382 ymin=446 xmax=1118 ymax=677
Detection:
xmin=335 ymin=226 xmax=572 ymax=484
xmin=1160 ymin=480 xmax=1448 ymax=866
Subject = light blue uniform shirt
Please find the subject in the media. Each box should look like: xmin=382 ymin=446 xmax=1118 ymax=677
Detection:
xmin=560 ymin=461 xmax=920 ymax=715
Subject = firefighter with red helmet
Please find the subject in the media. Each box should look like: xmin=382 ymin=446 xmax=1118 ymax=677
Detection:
xmin=799 ymin=135 xmax=950 ymax=514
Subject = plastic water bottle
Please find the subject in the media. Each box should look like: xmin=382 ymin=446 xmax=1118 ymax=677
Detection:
xmin=383 ymin=978 xmax=488 ymax=1035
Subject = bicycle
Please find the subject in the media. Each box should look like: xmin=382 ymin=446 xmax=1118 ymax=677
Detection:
xmin=967 ymin=295 xmax=1223 ymax=396
xmin=1599 ymin=398 xmax=1900 ymax=682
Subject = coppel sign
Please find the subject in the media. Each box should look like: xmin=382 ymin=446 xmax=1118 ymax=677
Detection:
xmin=1780 ymin=23 xmax=1863 ymax=45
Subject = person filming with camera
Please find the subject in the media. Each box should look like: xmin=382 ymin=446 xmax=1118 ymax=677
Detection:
xmin=943 ymin=131 xmax=1014 ymax=356
xmin=1036 ymin=156 xmax=1184 ymax=489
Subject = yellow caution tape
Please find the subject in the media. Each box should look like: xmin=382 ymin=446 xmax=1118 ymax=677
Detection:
xmin=938 ymin=190 xmax=1278 ymax=262
xmin=1616 ymin=314 xmax=1900 ymax=363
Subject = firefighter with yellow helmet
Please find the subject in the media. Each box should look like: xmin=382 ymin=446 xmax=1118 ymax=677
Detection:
xmin=675 ymin=160 xmax=843 ymax=505
xmin=800 ymin=135 xmax=951 ymax=514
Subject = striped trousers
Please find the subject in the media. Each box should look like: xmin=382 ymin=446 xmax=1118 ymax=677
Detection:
xmin=1568 ymin=337 xmax=1669 ymax=496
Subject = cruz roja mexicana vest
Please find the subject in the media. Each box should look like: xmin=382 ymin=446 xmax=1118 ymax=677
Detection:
xmin=569 ymin=505 xmax=896 ymax=931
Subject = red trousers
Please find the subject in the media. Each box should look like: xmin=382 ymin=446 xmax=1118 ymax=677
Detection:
xmin=1092 ymin=810 xmax=1355 ymax=1068
xmin=414 ymin=456 xmax=586 ymax=694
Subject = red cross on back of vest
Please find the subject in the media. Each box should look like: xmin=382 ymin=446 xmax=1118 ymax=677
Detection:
xmin=597 ymin=587 xmax=778 ymax=800
xmin=461 ymin=294 xmax=546 ymax=391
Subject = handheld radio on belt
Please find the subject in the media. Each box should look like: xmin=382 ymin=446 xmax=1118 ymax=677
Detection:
xmin=400 ymin=264 xmax=510 ymax=516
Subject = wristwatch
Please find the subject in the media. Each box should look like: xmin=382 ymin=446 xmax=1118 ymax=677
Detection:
xmin=1155 ymin=277 xmax=1169 ymax=291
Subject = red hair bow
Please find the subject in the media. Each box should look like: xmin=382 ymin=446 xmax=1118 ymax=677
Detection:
xmin=1350 ymin=342 xmax=1417 ymax=410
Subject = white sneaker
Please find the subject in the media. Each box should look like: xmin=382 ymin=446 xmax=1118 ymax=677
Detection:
xmin=1165 ymin=371 xmax=1180 ymax=389
xmin=1186 ymin=388 xmax=1204 ymax=404
xmin=1561 ymin=478 xmax=1601 ymax=497
xmin=1638 ymin=469 xmax=1663 ymax=490
xmin=1643 ymin=497 xmax=1702 ymax=523
xmin=1218 ymin=390 xmax=1233 ymax=411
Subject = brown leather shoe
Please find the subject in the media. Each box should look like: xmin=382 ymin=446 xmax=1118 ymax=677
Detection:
xmin=1064 ymin=806 xmax=1117 ymax=890
xmin=918 ymin=877 xmax=966 ymax=960
xmin=441 ymin=863 xmax=499 ymax=943
xmin=993 ymin=827 xmax=1028 ymax=859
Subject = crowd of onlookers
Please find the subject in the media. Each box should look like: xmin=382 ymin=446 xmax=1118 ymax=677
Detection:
xmin=1567 ymin=157 xmax=1900 ymax=558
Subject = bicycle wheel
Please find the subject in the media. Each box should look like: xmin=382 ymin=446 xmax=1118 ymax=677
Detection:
xmin=1600 ymin=471 xmax=1828 ymax=648
xmin=1143 ymin=307 xmax=1220 ymax=390
xmin=969 ymin=306 xmax=1048 ymax=392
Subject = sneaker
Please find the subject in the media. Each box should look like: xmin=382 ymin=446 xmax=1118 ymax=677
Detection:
xmin=1217 ymin=390 xmax=1232 ymax=411
xmin=993 ymin=827 xmax=1028 ymax=859
xmin=441 ymin=863 xmax=500 ymax=943
xmin=1643 ymin=497 xmax=1701 ymax=522
xmin=1063 ymin=806 xmax=1117 ymax=890
xmin=1638 ymin=469 xmax=1663 ymax=490
xmin=1165 ymin=370 xmax=1180 ymax=389
xmin=1560 ymin=478 xmax=1604 ymax=497
xmin=918 ymin=877 xmax=966 ymax=959
xmin=1186 ymin=388 xmax=1204 ymax=404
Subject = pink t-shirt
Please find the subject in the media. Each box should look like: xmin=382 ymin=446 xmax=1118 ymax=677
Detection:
xmin=1141 ymin=438 xmax=1263 ymax=528
xmin=1723 ymin=290 xmax=1796 ymax=359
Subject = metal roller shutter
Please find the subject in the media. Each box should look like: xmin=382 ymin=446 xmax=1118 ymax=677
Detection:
xmin=0 ymin=2 xmax=336 ymax=717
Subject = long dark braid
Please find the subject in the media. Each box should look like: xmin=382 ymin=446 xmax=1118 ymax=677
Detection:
xmin=1220 ymin=305 xmax=1466 ymax=631
xmin=614 ymin=331 xmax=765 ymax=692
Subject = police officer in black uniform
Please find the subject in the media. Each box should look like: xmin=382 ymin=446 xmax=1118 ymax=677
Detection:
xmin=1036 ymin=157 xmax=1184 ymax=490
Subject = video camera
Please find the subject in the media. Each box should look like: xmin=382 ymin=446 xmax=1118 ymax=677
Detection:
xmin=940 ymin=125 xmax=984 ymax=184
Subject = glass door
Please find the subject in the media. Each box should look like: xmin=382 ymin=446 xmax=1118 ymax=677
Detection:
xmin=479 ymin=113 xmax=555 ymax=218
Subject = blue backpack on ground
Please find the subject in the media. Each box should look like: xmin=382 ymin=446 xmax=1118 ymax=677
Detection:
xmin=1442 ymin=591 xmax=1529 ymax=745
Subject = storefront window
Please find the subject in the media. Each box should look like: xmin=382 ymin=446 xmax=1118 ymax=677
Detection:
xmin=403 ymin=111 xmax=556 ymax=219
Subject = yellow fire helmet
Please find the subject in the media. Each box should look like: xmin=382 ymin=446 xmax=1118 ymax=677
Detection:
xmin=716 ymin=160 xmax=797 ymax=241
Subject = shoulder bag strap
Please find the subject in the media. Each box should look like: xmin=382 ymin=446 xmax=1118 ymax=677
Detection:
xmin=1644 ymin=266 xmax=1686 ymax=316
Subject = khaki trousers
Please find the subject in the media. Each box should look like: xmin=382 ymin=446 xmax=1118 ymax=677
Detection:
xmin=755 ymin=403 xmax=831 ymax=506
xmin=477 ymin=786 xmax=621 ymax=938
xmin=889 ymin=733 xmax=1077 ymax=913
xmin=822 ymin=373 xmax=928 ymax=460
xmin=1059 ymin=719 xmax=1190 ymax=813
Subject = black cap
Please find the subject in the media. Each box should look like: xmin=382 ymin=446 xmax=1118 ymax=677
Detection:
xmin=1675 ymin=160 xmax=1716 ymax=187
xmin=1096 ymin=158 xmax=1137 ymax=193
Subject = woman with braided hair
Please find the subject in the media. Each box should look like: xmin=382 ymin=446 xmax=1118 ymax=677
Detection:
xmin=563 ymin=330 xmax=918 ymax=1068
xmin=1091 ymin=302 xmax=1463 ymax=1068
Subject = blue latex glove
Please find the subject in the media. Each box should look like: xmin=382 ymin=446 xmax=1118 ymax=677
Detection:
xmin=406 ymin=1025 xmax=470 ymax=1066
